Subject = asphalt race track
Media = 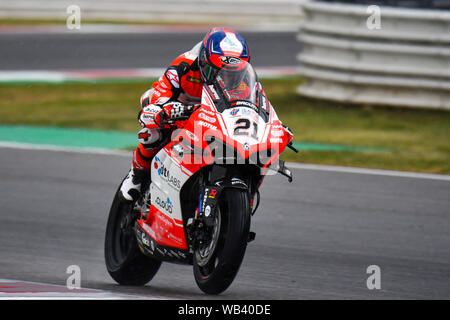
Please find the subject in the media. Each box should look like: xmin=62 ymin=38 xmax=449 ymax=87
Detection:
xmin=0 ymin=31 xmax=301 ymax=70
xmin=0 ymin=147 xmax=449 ymax=299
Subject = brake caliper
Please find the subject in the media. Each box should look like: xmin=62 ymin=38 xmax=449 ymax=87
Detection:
xmin=187 ymin=178 xmax=248 ymax=250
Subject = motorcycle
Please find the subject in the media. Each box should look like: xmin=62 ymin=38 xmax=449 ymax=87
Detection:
xmin=104 ymin=61 xmax=297 ymax=295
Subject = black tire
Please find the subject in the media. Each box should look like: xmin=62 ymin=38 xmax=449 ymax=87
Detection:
xmin=193 ymin=188 xmax=251 ymax=295
xmin=104 ymin=185 xmax=161 ymax=286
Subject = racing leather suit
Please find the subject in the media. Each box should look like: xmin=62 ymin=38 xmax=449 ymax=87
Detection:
xmin=133 ymin=42 xmax=203 ymax=172
xmin=120 ymin=43 xmax=204 ymax=200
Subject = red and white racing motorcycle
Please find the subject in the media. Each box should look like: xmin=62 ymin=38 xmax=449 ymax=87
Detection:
xmin=104 ymin=61 xmax=297 ymax=294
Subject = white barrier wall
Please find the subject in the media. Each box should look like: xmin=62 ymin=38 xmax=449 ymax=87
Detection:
xmin=297 ymin=1 xmax=450 ymax=109
xmin=0 ymin=0 xmax=305 ymax=24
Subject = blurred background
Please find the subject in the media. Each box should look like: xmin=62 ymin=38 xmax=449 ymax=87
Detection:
xmin=0 ymin=0 xmax=449 ymax=173
xmin=0 ymin=0 xmax=449 ymax=300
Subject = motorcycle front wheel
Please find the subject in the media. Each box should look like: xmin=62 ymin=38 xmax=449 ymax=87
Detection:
xmin=193 ymin=188 xmax=251 ymax=294
xmin=104 ymin=184 xmax=161 ymax=286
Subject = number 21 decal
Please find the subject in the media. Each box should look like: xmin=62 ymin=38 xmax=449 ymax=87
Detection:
xmin=234 ymin=118 xmax=258 ymax=139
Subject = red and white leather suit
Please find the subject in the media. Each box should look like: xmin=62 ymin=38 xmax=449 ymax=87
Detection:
xmin=120 ymin=42 xmax=206 ymax=201
xmin=132 ymin=42 xmax=204 ymax=174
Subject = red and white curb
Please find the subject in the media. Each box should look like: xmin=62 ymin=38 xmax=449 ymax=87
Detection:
xmin=0 ymin=67 xmax=298 ymax=84
xmin=0 ymin=279 xmax=168 ymax=300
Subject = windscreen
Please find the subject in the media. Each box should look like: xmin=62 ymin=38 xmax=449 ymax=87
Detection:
xmin=206 ymin=62 xmax=270 ymax=122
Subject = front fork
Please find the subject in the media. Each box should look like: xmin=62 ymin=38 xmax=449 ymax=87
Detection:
xmin=186 ymin=177 xmax=255 ymax=250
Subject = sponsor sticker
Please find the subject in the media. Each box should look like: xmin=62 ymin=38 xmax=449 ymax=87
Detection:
xmin=271 ymin=129 xmax=284 ymax=137
xmin=156 ymin=197 xmax=173 ymax=214
xmin=220 ymin=56 xmax=241 ymax=65
xmin=199 ymin=113 xmax=216 ymax=123
xmin=208 ymin=189 xmax=217 ymax=199
xmin=230 ymin=108 xmax=239 ymax=117
xmin=185 ymin=130 xmax=199 ymax=142
xmin=154 ymin=157 xmax=181 ymax=190
xmin=166 ymin=69 xmax=180 ymax=88
xmin=270 ymin=138 xmax=283 ymax=144
xmin=233 ymin=100 xmax=259 ymax=112
xmin=208 ymin=85 xmax=220 ymax=100
xmin=141 ymin=232 xmax=150 ymax=247
xmin=143 ymin=105 xmax=161 ymax=114
xmin=186 ymin=75 xmax=201 ymax=83
xmin=198 ymin=120 xmax=218 ymax=131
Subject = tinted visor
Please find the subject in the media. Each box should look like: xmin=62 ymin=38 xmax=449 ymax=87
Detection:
xmin=200 ymin=62 xmax=219 ymax=85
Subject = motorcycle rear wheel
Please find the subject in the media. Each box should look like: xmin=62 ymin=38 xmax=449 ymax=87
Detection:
xmin=104 ymin=185 xmax=161 ymax=286
xmin=193 ymin=188 xmax=251 ymax=294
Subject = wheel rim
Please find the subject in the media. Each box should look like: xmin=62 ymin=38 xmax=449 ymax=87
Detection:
xmin=195 ymin=207 xmax=222 ymax=269
xmin=111 ymin=203 xmax=135 ymax=266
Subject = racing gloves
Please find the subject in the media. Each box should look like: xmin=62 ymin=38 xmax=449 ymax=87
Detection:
xmin=154 ymin=102 xmax=200 ymax=127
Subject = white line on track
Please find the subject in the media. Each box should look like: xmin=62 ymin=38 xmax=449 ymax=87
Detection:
xmin=0 ymin=141 xmax=131 ymax=156
xmin=1 ymin=141 xmax=449 ymax=182
xmin=287 ymin=162 xmax=450 ymax=181
xmin=0 ymin=279 xmax=169 ymax=300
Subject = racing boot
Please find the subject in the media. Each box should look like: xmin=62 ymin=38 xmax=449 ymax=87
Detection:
xmin=119 ymin=168 xmax=148 ymax=202
xmin=119 ymin=142 xmax=160 ymax=201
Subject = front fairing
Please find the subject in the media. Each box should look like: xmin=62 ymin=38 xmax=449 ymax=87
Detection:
xmin=166 ymin=62 xmax=290 ymax=176
xmin=192 ymin=73 xmax=287 ymax=167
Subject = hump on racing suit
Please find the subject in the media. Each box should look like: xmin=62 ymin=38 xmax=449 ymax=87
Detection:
xmin=140 ymin=42 xmax=203 ymax=109
xmin=123 ymin=42 xmax=205 ymax=198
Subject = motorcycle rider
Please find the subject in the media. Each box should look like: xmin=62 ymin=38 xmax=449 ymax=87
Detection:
xmin=119 ymin=28 xmax=252 ymax=201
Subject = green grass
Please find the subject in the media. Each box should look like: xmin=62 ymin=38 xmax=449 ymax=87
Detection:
xmin=264 ymin=78 xmax=450 ymax=173
xmin=0 ymin=81 xmax=148 ymax=132
xmin=0 ymin=18 xmax=68 ymax=26
xmin=1 ymin=79 xmax=449 ymax=174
